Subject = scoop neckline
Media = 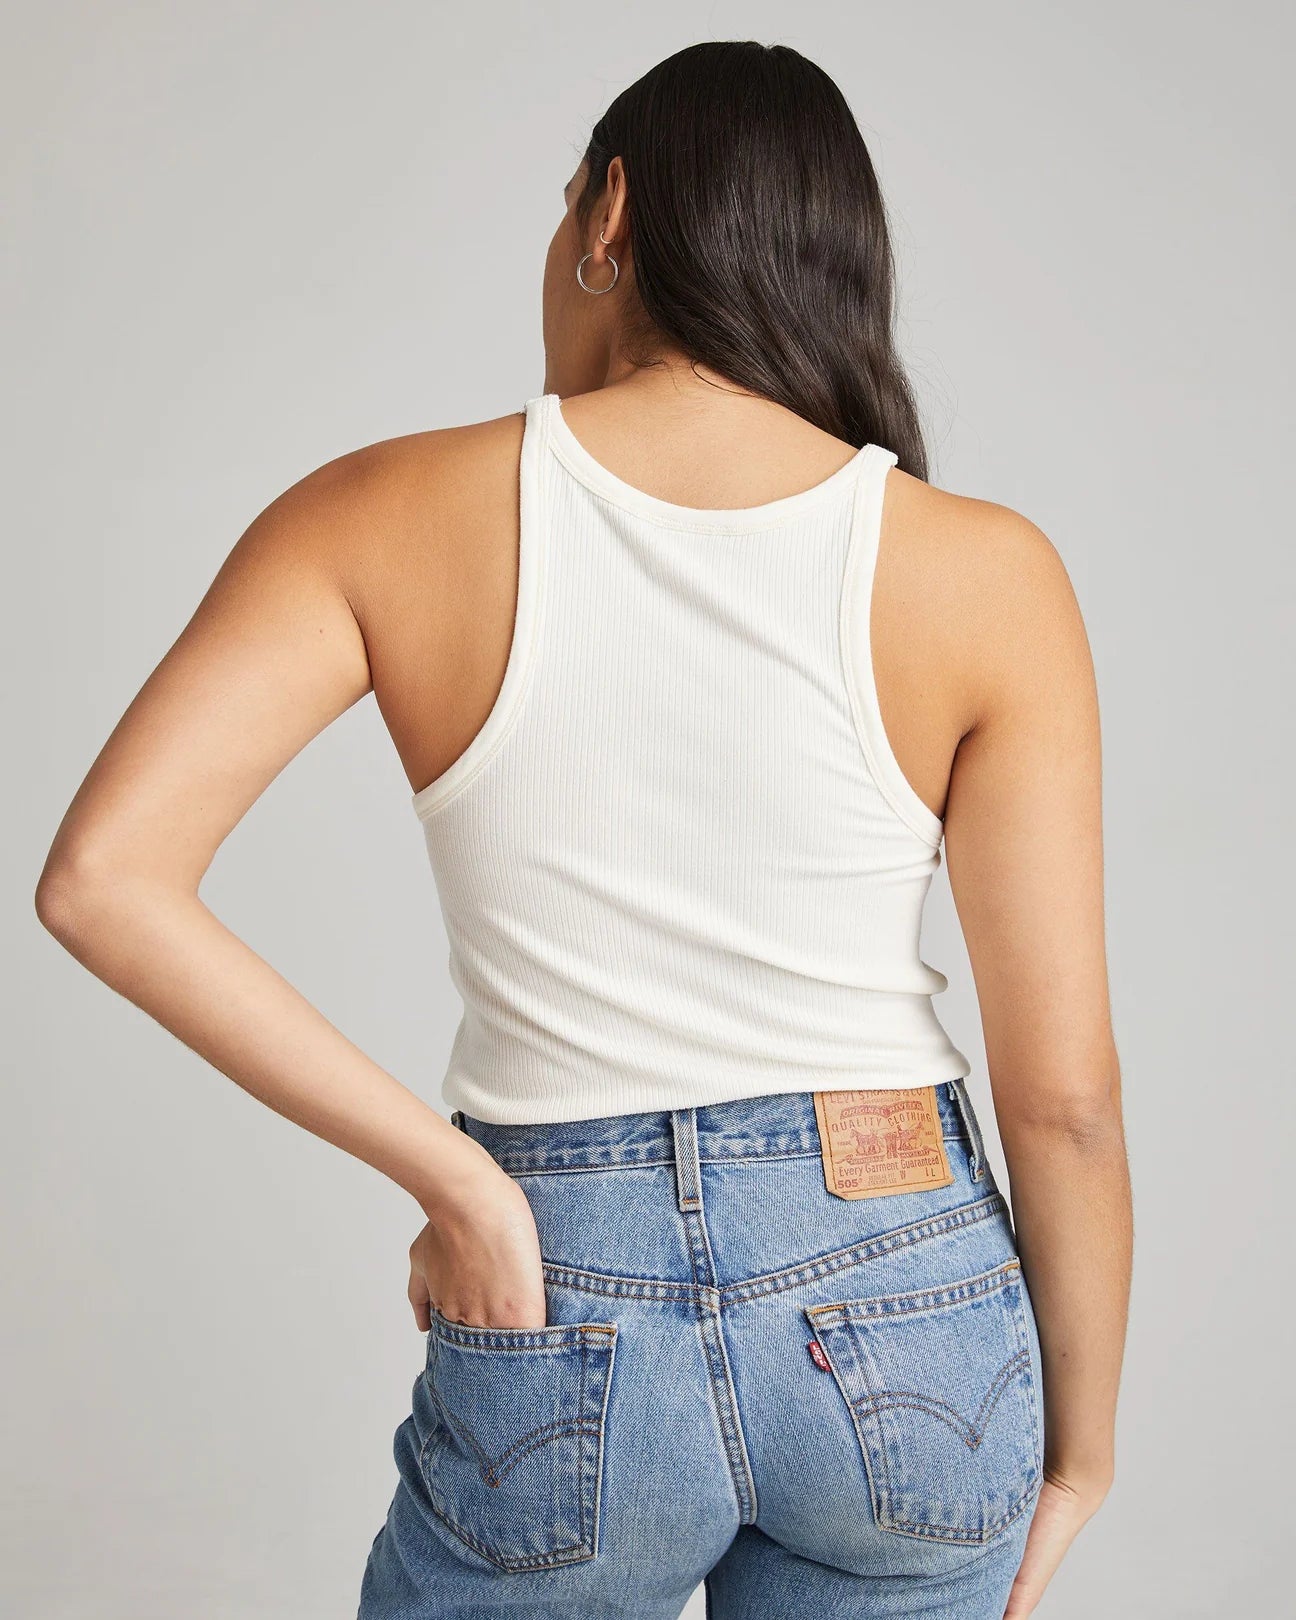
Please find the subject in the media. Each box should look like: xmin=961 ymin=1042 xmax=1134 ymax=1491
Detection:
xmin=542 ymin=392 xmax=882 ymax=532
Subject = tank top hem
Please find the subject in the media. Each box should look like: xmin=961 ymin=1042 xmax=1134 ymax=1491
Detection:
xmin=441 ymin=1056 xmax=975 ymax=1128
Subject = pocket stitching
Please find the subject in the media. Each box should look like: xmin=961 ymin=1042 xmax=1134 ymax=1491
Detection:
xmin=429 ymin=1305 xmax=618 ymax=1350
xmin=851 ymin=1346 xmax=1032 ymax=1447
xmin=881 ymin=1478 xmax=1042 ymax=1543
xmin=418 ymin=1324 xmax=617 ymax=1570
xmin=862 ymin=1346 xmax=1037 ymax=1541
xmin=806 ymin=1261 xmax=1042 ymax=1546
xmin=431 ymin=1399 xmax=603 ymax=1486
xmin=576 ymin=1325 xmax=589 ymax=1554
xmin=807 ymin=1258 xmax=1022 ymax=1325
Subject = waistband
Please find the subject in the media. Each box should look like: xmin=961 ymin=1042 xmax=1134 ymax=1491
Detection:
xmin=451 ymin=1079 xmax=985 ymax=1181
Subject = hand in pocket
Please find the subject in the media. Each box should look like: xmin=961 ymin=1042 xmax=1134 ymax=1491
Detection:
xmin=408 ymin=1167 xmax=548 ymax=1331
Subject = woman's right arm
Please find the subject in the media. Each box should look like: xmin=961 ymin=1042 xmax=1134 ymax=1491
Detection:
xmin=33 ymin=443 xmax=549 ymax=1334
xmin=941 ymin=503 xmax=1132 ymax=1615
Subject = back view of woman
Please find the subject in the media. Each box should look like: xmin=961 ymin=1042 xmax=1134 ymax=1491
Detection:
xmin=37 ymin=40 xmax=1132 ymax=1620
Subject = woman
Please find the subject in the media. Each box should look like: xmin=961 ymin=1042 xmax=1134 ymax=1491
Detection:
xmin=36 ymin=39 xmax=1131 ymax=1620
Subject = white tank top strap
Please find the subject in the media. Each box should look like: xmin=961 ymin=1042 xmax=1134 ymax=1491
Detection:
xmin=409 ymin=395 xmax=549 ymax=820
xmin=839 ymin=443 xmax=945 ymax=848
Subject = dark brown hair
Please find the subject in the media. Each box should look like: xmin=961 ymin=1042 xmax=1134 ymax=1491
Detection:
xmin=575 ymin=40 xmax=928 ymax=480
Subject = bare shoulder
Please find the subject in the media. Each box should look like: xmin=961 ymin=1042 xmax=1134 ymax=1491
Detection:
xmin=241 ymin=407 xmax=526 ymax=573
xmin=880 ymin=467 xmax=1093 ymax=725
xmin=358 ymin=408 xmax=526 ymax=504
xmin=885 ymin=468 xmax=1078 ymax=619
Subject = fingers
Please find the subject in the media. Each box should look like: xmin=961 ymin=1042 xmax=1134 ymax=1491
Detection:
xmin=408 ymin=1266 xmax=432 ymax=1333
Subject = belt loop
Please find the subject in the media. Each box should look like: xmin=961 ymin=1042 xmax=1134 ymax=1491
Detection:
xmin=671 ymin=1107 xmax=703 ymax=1211
xmin=948 ymin=1077 xmax=986 ymax=1182
xmin=450 ymin=1109 xmax=466 ymax=1133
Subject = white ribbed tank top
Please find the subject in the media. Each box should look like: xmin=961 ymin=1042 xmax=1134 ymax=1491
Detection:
xmin=411 ymin=393 xmax=970 ymax=1124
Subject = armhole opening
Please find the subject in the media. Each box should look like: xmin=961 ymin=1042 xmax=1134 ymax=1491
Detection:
xmin=411 ymin=397 xmax=548 ymax=820
xmin=838 ymin=450 xmax=946 ymax=850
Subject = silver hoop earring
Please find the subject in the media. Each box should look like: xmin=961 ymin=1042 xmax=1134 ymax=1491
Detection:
xmin=576 ymin=251 xmax=619 ymax=294
xmin=599 ymin=228 xmax=612 ymax=245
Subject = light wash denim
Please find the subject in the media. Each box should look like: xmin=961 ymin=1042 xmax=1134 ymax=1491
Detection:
xmin=357 ymin=1079 xmax=1045 ymax=1617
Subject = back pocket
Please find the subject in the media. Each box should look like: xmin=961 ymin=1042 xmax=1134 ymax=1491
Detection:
xmin=805 ymin=1258 xmax=1042 ymax=1546
xmin=419 ymin=1309 xmax=618 ymax=1571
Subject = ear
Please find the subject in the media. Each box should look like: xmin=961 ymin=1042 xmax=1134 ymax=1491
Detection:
xmin=603 ymin=155 xmax=630 ymax=243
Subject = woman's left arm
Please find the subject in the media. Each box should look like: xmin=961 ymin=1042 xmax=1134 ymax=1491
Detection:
xmin=35 ymin=448 xmax=520 ymax=1258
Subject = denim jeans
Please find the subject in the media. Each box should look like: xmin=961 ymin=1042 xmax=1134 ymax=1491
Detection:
xmin=357 ymin=1080 xmax=1044 ymax=1618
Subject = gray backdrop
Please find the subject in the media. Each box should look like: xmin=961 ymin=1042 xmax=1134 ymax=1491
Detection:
xmin=6 ymin=3 xmax=1293 ymax=1616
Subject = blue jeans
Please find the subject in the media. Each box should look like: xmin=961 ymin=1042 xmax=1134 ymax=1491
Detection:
xmin=357 ymin=1080 xmax=1045 ymax=1618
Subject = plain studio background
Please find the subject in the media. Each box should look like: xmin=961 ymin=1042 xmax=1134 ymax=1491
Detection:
xmin=4 ymin=4 xmax=1292 ymax=1616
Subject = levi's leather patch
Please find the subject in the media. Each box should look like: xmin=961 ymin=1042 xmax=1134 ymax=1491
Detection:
xmin=812 ymin=1086 xmax=954 ymax=1200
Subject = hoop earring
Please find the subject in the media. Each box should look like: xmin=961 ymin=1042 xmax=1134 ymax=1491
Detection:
xmin=576 ymin=251 xmax=619 ymax=294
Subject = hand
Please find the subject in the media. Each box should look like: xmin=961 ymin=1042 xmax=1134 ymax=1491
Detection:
xmin=1003 ymin=1469 xmax=1110 ymax=1616
xmin=407 ymin=1167 xmax=548 ymax=1332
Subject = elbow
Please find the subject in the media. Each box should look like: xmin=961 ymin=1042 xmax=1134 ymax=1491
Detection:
xmin=1043 ymin=1096 xmax=1125 ymax=1154
xmin=36 ymin=856 xmax=96 ymax=950
xmin=35 ymin=843 xmax=135 ymax=953
xmin=998 ymin=1054 xmax=1125 ymax=1152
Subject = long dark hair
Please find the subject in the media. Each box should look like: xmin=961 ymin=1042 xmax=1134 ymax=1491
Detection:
xmin=575 ymin=40 xmax=928 ymax=480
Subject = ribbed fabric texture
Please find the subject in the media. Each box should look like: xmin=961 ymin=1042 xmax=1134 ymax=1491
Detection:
xmin=411 ymin=393 xmax=971 ymax=1124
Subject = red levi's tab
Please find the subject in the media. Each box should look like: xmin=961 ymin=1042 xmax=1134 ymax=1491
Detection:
xmin=808 ymin=1339 xmax=832 ymax=1372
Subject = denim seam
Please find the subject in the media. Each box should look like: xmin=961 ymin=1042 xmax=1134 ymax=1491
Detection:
xmin=590 ymin=1327 xmax=616 ymax=1556
xmin=538 ymin=1191 xmax=1008 ymax=1305
xmin=419 ymin=1486 xmax=597 ymax=1570
xmin=538 ymin=1268 xmax=717 ymax=1304
xmin=431 ymin=1317 xmax=617 ymax=1351
xmin=1012 ymin=1270 xmax=1045 ymax=1486
xmin=806 ymin=1257 xmax=1021 ymax=1322
xmin=577 ymin=1335 xmax=588 ymax=1552
xmin=690 ymin=1281 xmax=759 ymax=1523
xmin=883 ymin=1481 xmax=1042 ymax=1545
xmin=451 ymin=1134 xmax=969 ymax=1178
xmin=814 ymin=1302 xmax=888 ymax=1531
xmin=682 ymin=1225 xmax=759 ymax=1522
xmin=722 ymin=1193 xmax=1009 ymax=1305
